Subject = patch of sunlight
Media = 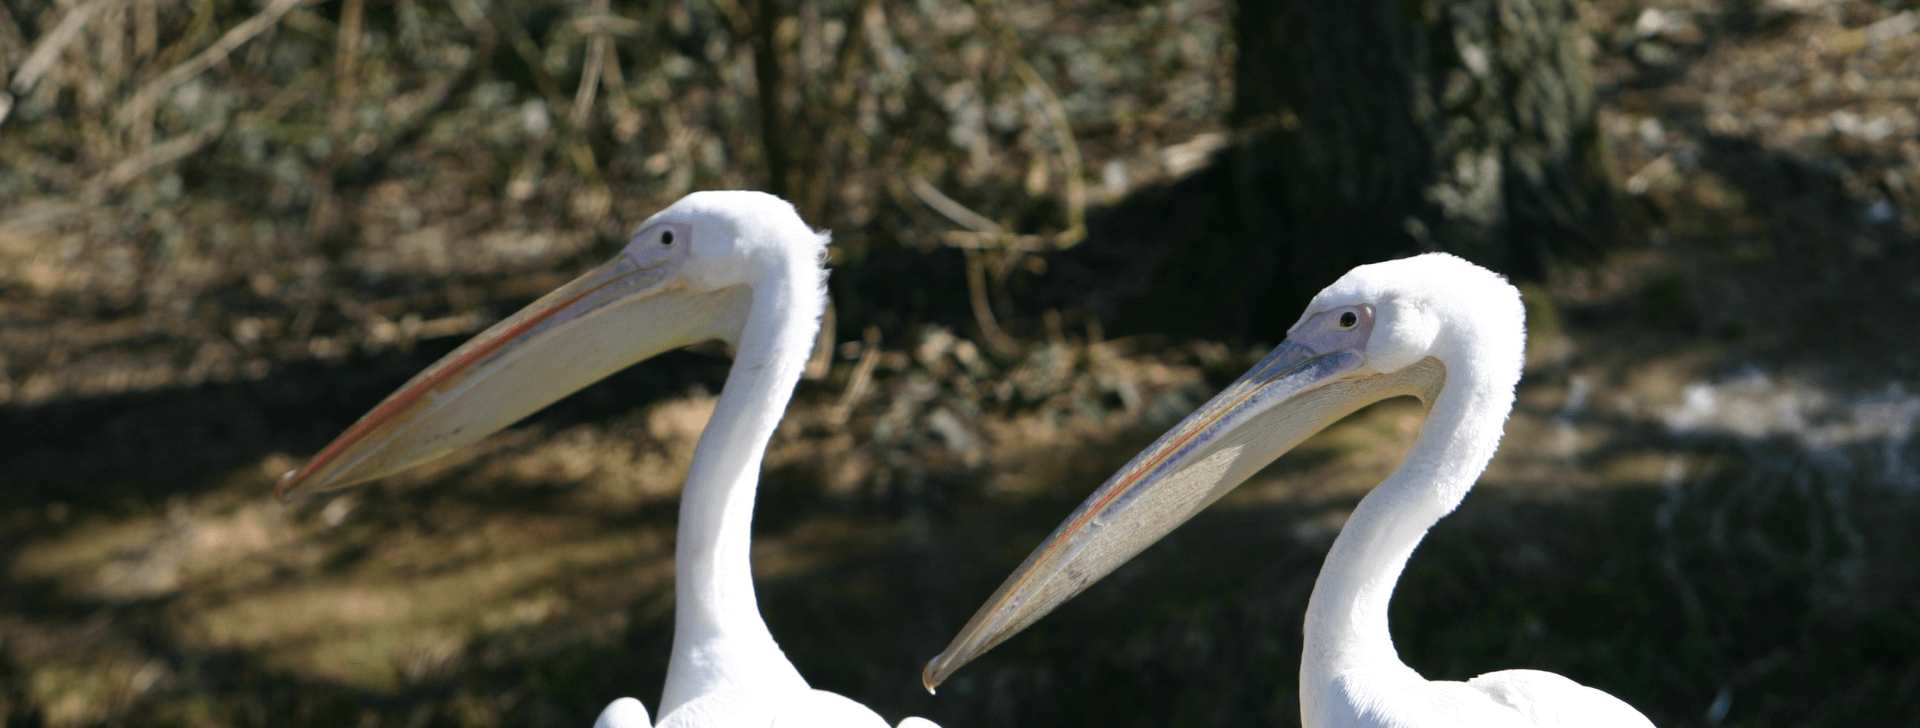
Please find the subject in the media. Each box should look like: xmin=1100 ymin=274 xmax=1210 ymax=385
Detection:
xmin=750 ymin=516 xmax=900 ymax=579
xmin=179 ymin=530 xmax=669 ymax=689
xmin=1600 ymin=451 xmax=1687 ymax=484
xmin=29 ymin=661 xmax=123 ymax=728
xmin=477 ymin=390 xmax=714 ymax=507
xmin=7 ymin=452 xmax=692 ymax=694
xmin=11 ymin=495 xmax=301 ymax=601
xmin=1664 ymin=368 xmax=1920 ymax=452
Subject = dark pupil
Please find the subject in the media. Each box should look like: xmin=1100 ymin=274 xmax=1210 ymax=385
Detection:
xmin=661 ymin=230 xmax=675 ymax=245
xmin=1339 ymin=311 xmax=1357 ymax=327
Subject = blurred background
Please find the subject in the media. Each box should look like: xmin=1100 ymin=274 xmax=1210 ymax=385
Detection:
xmin=3 ymin=0 xmax=1920 ymax=725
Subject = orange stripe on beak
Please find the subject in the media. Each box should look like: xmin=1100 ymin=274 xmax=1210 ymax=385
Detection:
xmin=276 ymin=274 xmax=632 ymax=500
xmin=1042 ymin=382 xmax=1267 ymax=558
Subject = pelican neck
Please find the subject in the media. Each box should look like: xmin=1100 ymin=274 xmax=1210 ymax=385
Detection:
xmin=1300 ymin=353 xmax=1516 ymax=701
xmin=660 ymin=248 xmax=823 ymax=715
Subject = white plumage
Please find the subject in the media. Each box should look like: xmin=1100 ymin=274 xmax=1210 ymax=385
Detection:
xmin=923 ymin=254 xmax=1654 ymax=728
xmin=280 ymin=191 xmax=935 ymax=728
xmin=1294 ymin=255 xmax=1651 ymax=728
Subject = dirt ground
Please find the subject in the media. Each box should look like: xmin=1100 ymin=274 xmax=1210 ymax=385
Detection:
xmin=4 ymin=0 xmax=1920 ymax=726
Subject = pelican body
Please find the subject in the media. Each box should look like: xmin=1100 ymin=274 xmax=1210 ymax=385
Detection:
xmin=279 ymin=191 xmax=936 ymax=728
xmin=922 ymin=254 xmax=1652 ymax=727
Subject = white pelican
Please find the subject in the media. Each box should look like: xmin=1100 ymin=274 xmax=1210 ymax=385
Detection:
xmin=277 ymin=191 xmax=938 ymax=728
xmin=921 ymin=254 xmax=1653 ymax=728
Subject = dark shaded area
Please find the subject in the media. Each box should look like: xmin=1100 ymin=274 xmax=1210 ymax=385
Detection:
xmin=10 ymin=412 xmax=1920 ymax=728
xmin=1685 ymin=135 xmax=1920 ymax=377
xmin=1026 ymin=162 xmax=1248 ymax=341
xmin=0 ymin=338 xmax=732 ymax=517
xmin=1024 ymin=0 xmax=1619 ymax=345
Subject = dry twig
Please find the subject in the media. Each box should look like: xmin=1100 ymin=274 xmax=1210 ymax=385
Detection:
xmin=0 ymin=3 xmax=27 ymax=69
xmin=830 ymin=326 xmax=884 ymax=425
xmin=3 ymin=0 xmax=113 ymax=125
xmin=570 ymin=0 xmax=613 ymax=129
xmin=327 ymin=0 xmax=366 ymax=138
xmin=9 ymin=0 xmax=108 ymax=96
xmin=976 ymin=0 xmax=1088 ymax=248
xmin=565 ymin=0 xmax=612 ymax=183
xmin=92 ymin=123 xmax=225 ymax=192
xmin=966 ymin=249 xmax=1018 ymax=354
xmin=111 ymin=0 xmax=309 ymax=131
xmin=908 ymin=174 xmax=1001 ymax=235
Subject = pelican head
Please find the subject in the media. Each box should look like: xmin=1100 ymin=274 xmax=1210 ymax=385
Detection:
xmin=277 ymin=190 xmax=827 ymax=500
xmin=921 ymin=252 xmax=1524 ymax=689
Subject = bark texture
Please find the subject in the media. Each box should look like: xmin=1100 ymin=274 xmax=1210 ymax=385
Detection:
xmin=1230 ymin=0 xmax=1615 ymax=304
xmin=1047 ymin=0 xmax=1616 ymax=342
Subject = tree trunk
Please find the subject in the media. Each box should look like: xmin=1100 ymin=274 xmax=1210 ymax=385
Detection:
xmin=1231 ymin=0 xmax=1615 ymax=302
xmin=1043 ymin=0 xmax=1617 ymax=343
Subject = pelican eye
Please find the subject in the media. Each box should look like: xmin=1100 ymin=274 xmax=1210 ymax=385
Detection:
xmin=661 ymin=230 xmax=675 ymax=245
xmin=1338 ymin=311 xmax=1357 ymax=328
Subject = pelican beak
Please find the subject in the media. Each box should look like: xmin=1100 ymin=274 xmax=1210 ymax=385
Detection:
xmin=921 ymin=341 xmax=1445 ymax=690
xmin=276 ymin=253 xmax=751 ymax=501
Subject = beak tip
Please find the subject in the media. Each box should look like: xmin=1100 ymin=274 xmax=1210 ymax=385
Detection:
xmin=274 ymin=469 xmax=303 ymax=503
xmin=920 ymin=656 xmax=944 ymax=695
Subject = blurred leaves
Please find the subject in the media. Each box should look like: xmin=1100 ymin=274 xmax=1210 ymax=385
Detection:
xmin=0 ymin=0 xmax=1233 ymax=411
